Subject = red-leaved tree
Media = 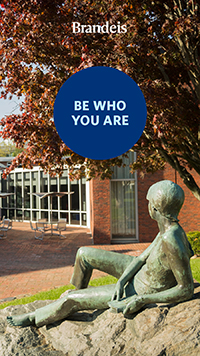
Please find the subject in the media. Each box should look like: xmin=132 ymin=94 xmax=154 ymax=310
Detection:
xmin=0 ymin=0 xmax=200 ymax=199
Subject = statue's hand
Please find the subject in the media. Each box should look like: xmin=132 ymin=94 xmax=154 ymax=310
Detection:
xmin=111 ymin=280 xmax=125 ymax=301
xmin=123 ymin=295 xmax=145 ymax=315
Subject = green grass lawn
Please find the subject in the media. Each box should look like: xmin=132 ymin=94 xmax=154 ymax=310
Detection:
xmin=1 ymin=259 xmax=200 ymax=310
xmin=190 ymin=258 xmax=200 ymax=283
xmin=0 ymin=275 xmax=118 ymax=310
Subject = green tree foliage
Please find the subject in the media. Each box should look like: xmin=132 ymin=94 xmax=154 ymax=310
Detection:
xmin=0 ymin=1 xmax=200 ymax=199
xmin=187 ymin=231 xmax=200 ymax=255
xmin=0 ymin=141 xmax=23 ymax=157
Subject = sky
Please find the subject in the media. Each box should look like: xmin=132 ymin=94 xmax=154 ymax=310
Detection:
xmin=0 ymin=97 xmax=22 ymax=142
xmin=0 ymin=96 xmax=22 ymax=119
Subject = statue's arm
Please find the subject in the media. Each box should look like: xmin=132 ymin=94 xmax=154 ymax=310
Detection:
xmin=111 ymin=233 xmax=160 ymax=301
xmin=123 ymin=233 xmax=194 ymax=315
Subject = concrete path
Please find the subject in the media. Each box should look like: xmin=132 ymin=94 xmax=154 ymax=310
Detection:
xmin=0 ymin=222 xmax=150 ymax=301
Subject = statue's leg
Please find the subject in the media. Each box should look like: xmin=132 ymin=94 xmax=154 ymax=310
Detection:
xmin=7 ymin=249 xmax=135 ymax=327
xmin=34 ymin=283 xmax=119 ymax=327
xmin=70 ymin=247 xmax=134 ymax=289
xmin=7 ymin=285 xmax=114 ymax=328
xmin=7 ymin=281 xmax=136 ymax=327
xmin=7 ymin=248 xmax=136 ymax=328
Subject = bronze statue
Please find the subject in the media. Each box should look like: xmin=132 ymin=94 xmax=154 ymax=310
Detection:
xmin=7 ymin=180 xmax=194 ymax=327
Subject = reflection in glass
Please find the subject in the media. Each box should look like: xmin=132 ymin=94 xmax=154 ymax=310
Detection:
xmin=112 ymin=151 xmax=135 ymax=180
xmin=32 ymin=172 xmax=39 ymax=209
xmin=82 ymin=213 xmax=87 ymax=226
xmin=71 ymin=213 xmax=80 ymax=225
xmin=60 ymin=170 xmax=68 ymax=210
xmin=50 ymin=177 xmax=58 ymax=210
xmin=60 ymin=212 xmax=68 ymax=223
xmin=8 ymin=173 xmax=15 ymax=208
xmin=24 ymin=172 xmax=30 ymax=208
xmin=16 ymin=209 xmax=23 ymax=220
xmin=16 ymin=173 xmax=22 ymax=208
xmin=41 ymin=211 xmax=48 ymax=221
xmin=40 ymin=171 xmax=48 ymax=192
xmin=9 ymin=209 xmax=14 ymax=220
xmin=111 ymin=181 xmax=136 ymax=240
xmin=52 ymin=212 xmax=58 ymax=221
xmin=0 ymin=167 xmax=87 ymax=227
xmin=32 ymin=211 xmax=39 ymax=221
xmin=2 ymin=174 xmax=7 ymax=192
xmin=40 ymin=172 xmax=48 ymax=209
xmin=81 ymin=177 xmax=86 ymax=211
xmin=70 ymin=180 xmax=79 ymax=211
xmin=24 ymin=210 xmax=30 ymax=220
xmin=2 ymin=209 xmax=7 ymax=219
xmin=2 ymin=196 xmax=7 ymax=208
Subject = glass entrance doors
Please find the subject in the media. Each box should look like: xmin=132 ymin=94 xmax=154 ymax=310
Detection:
xmin=111 ymin=152 xmax=138 ymax=242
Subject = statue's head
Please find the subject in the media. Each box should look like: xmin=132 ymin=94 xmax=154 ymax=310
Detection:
xmin=146 ymin=180 xmax=185 ymax=222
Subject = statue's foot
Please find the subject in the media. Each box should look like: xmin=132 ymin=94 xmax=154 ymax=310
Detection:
xmin=7 ymin=312 xmax=35 ymax=327
xmin=108 ymin=296 xmax=135 ymax=313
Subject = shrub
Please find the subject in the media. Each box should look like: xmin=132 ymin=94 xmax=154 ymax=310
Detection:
xmin=187 ymin=231 xmax=200 ymax=256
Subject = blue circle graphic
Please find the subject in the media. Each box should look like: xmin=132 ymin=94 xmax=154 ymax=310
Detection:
xmin=54 ymin=66 xmax=147 ymax=160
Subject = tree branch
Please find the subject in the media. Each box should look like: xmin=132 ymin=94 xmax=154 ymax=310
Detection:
xmin=151 ymin=53 xmax=171 ymax=86
xmin=159 ymin=147 xmax=200 ymax=201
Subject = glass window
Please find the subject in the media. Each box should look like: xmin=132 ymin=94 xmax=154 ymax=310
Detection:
xmin=82 ymin=213 xmax=87 ymax=226
xmin=81 ymin=177 xmax=86 ymax=211
xmin=32 ymin=172 xmax=39 ymax=209
xmin=31 ymin=172 xmax=39 ymax=209
xmin=8 ymin=173 xmax=15 ymax=208
xmin=111 ymin=151 xmax=137 ymax=242
xmin=24 ymin=172 xmax=30 ymax=208
xmin=0 ymin=166 xmax=88 ymax=227
xmin=71 ymin=213 xmax=80 ymax=225
xmin=60 ymin=170 xmax=68 ymax=210
xmin=32 ymin=211 xmax=39 ymax=221
xmin=112 ymin=151 xmax=135 ymax=180
xmin=41 ymin=194 xmax=48 ymax=210
xmin=40 ymin=172 xmax=48 ymax=209
xmin=16 ymin=209 xmax=22 ymax=220
xmin=111 ymin=181 xmax=136 ymax=239
xmin=52 ymin=212 xmax=58 ymax=221
xmin=60 ymin=212 xmax=69 ymax=223
xmin=70 ymin=180 xmax=79 ymax=211
xmin=2 ymin=194 xmax=7 ymax=208
xmin=2 ymin=175 xmax=7 ymax=192
xmin=9 ymin=173 xmax=14 ymax=192
xmin=16 ymin=173 xmax=22 ymax=208
xmin=9 ymin=209 xmax=15 ymax=220
xmin=32 ymin=172 xmax=38 ymax=192
xmin=24 ymin=210 xmax=30 ymax=220
xmin=50 ymin=177 xmax=58 ymax=210
xmin=2 ymin=209 xmax=7 ymax=219
xmin=50 ymin=177 xmax=57 ymax=192
xmin=41 ymin=211 xmax=48 ymax=221
xmin=40 ymin=171 xmax=48 ymax=192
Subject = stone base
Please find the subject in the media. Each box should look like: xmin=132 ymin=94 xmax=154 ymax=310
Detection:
xmin=1 ymin=285 xmax=200 ymax=356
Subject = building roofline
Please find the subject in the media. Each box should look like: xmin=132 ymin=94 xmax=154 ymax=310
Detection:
xmin=0 ymin=157 xmax=14 ymax=162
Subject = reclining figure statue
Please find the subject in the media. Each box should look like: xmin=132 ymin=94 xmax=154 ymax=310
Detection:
xmin=7 ymin=180 xmax=194 ymax=327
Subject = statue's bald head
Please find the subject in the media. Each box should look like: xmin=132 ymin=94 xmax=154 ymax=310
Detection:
xmin=147 ymin=180 xmax=185 ymax=222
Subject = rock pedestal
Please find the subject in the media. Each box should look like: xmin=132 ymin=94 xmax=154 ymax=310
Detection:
xmin=1 ymin=284 xmax=200 ymax=356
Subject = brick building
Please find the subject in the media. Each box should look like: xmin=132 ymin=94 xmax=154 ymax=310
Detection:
xmin=0 ymin=154 xmax=199 ymax=244
xmin=90 ymin=161 xmax=200 ymax=244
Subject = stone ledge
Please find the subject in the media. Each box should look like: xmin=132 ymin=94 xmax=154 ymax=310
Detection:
xmin=1 ymin=286 xmax=200 ymax=356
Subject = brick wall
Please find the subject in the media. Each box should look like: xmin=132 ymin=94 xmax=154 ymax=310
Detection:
xmin=90 ymin=165 xmax=200 ymax=244
xmin=164 ymin=165 xmax=200 ymax=234
xmin=137 ymin=165 xmax=200 ymax=242
xmin=90 ymin=178 xmax=111 ymax=244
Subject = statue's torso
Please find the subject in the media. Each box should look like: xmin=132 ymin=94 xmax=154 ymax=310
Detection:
xmin=134 ymin=233 xmax=177 ymax=295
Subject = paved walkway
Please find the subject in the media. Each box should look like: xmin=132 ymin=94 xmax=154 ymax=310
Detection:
xmin=0 ymin=222 xmax=150 ymax=301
